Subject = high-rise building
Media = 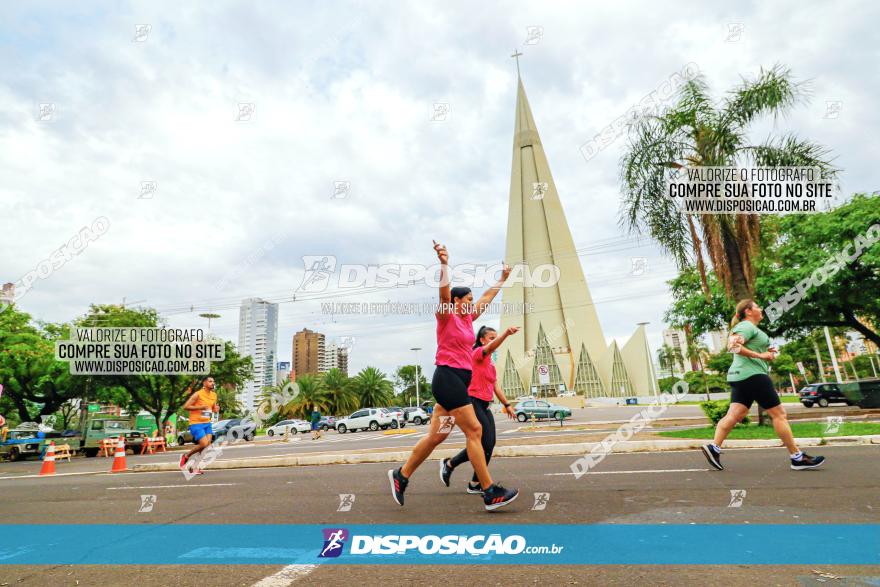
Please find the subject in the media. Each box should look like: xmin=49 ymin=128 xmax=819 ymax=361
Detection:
xmin=1 ymin=282 xmax=15 ymax=304
xmin=662 ymin=328 xmax=692 ymax=375
xmin=316 ymin=340 xmax=351 ymax=376
xmin=293 ymin=328 xmax=324 ymax=377
xmin=237 ymin=298 xmax=279 ymax=412
xmin=708 ymin=328 xmax=729 ymax=354
xmin=498 ymin=71 xmax=656 ymax=398
xmin=320 ymin=341 xmax=338 ymax=373
xmin=336 ymin=346 xmax=349 ymax=376
xmin=276 ymin=361 xmax=291 ymax=384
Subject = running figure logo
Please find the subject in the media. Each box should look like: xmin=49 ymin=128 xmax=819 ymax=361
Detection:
xmin=531 ymin=492 xmax=550 ymax=510
xmin=824 ymin=416 xmax=843 ymax=435
xmin=319 ymin=528 xmax=349 ymax=558
xmin=138 ymin=495 xmax=157 ymax=513
xmin=728 ymin=489 xmax=747 ymax=508
xmin=438 ymin=416 xmax=455 ymax=434
xmin=337 ymin=494 xmax=356 ymax=512
xmin=299 ymin=255 xmax=337 ymax=292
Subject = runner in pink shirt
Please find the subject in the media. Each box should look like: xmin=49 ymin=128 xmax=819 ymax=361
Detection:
xmin=389 ymin=240 xmax=520 ymax=511
xmin=441 ymin=325 xmax=519 ymax=494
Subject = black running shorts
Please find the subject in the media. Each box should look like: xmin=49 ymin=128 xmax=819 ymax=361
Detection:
xmin=431 ymin=365 xmax=472 ymax=411
xmin=729 ymin=373 xmax=781 ymax=410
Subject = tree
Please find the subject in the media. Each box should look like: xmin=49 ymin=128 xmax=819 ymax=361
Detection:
xmin=393 ymin=365 xmax=432 ymax=406
xmin=281 ymin=375 xmax=329 ymax=419
xmin=685 ymin=336 xmax=712 ymax=400
xmin=656 ymin=343 xmax=685 ymax=377
xmin=76 ymin=304 xmax=253 ymax=433
xmin=0 ymin=305 xmax=86 ymax=422
xmin=756 ymin=193 xmax=880 ymax=346
xmin=322 ymin=368 xmax=358 ymax=415
xmin=349 ymin=366 xmax=394 ymax=408
xmin=620 ymin=65 xmax=838 ymax=301
xmin=705 ymin=351 xmax=734 ymax=374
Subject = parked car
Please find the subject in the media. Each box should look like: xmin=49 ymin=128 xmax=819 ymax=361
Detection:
xmin=383 ymin=407 xmax=406 ymax=422
xmin=557 ymin=391 xmax=576 ymax=398
xmin=799 ymin=383 xmax=854 ymax=408
xmin=403 ymin=407 xmax=430 ymax=425
xmin=267 ymin=419 xmax=311 ymax=436
xmin=336 ymin=408 xmax=405 ymax=433
xmin=216 ymin=418 xmax=257 ymax=441
xmin=514 ymin=399 xmax=572 ymax=422
xmin=515 ymin=395 xmax=536 ymax=403
xmin=318 ymin=416 xmax=337 ymax=431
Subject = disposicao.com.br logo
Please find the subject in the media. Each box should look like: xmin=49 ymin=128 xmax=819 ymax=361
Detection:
xmin=320 ymin=528 xmax=563 ymax=558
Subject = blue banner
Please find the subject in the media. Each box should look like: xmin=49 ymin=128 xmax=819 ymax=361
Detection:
xmin=0 ymin=525 xmax=876 ymax=565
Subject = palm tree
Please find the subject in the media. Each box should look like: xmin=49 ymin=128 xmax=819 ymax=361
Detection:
xmin=322 ymin=368 xmax=358 ymax=415
xmin=657 ymin=344 xmax=685 ymax=377
xmin=280 ymin=375 xmax=329 ymax=419
xmin=349 ymin=366 xmax=394 ymax=408
xmin=685 ymin=336 xmax=712 ymax=401
xmin=620 ymin=65 xmax=837 ymax=301
xmin=256 ymin=381 xmax=296 ymax=426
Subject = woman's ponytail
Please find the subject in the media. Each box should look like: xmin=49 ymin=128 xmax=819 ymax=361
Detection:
xmin=730 ymin=299 xmax=755 ymax=329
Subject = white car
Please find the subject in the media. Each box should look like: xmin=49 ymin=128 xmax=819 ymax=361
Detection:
xmin=336 ymin=408 xmax=404 ymax=433
xmin=403 ymin=407 xmax=430 ymax=425
xmin=557 ymin=391 xmax=576 ymax=398
xmin=266 ymin=419 xmax=310 ymax=436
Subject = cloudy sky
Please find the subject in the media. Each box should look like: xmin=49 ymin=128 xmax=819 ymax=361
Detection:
xmin=2 ymin=1 xmax=878 ymax=380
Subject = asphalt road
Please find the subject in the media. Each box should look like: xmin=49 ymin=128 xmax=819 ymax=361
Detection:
xmin=1 ymin=445 xmax=878 ymax=586
xmin=0 ymin=403 xmax=857 ymax=478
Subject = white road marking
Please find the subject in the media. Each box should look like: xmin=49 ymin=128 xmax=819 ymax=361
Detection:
xmin=545 ymin=468 xmax=709 ymax=476
xmin=107 ymin=483 xmax=239 ymax=490
xmin=252 ymin=565 xmax=318 ymax=586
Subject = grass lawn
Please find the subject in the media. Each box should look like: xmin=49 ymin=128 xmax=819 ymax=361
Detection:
xmin=674 ymin=395 xmax=800 ymax=405
xmin=658 ymin=421 xmax=880 ymax=440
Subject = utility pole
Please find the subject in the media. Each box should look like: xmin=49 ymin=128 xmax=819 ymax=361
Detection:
xmin=410 ymin=347 xmax=422 ymax=407
xmin=824 ymin=327 xmax=843 ymax=383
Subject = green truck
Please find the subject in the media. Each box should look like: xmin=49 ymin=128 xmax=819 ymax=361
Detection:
xmin=1 ymin=412 xmax=147 ymax=460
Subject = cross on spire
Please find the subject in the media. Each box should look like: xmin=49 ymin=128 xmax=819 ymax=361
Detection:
xmin=511 ymin=50 xmax=523 ymax=78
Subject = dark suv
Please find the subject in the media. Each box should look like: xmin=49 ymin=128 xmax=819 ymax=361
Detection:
xmin=799 ymin=383 xmax=853 ymax=408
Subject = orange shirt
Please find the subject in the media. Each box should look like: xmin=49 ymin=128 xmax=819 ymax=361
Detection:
xmin=188 ymin=387 xmax=217 ymax=424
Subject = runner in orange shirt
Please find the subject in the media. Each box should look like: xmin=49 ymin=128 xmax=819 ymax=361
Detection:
xmin=179 ymin=377 xmax=219 ymax=470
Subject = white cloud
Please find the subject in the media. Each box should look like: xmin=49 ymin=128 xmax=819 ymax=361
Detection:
xmin=2 ymin=0 xmax=877 ymax=381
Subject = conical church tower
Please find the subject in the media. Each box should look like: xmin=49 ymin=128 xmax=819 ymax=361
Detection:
xmin=499 ymin=62 xmax=656 ymax=398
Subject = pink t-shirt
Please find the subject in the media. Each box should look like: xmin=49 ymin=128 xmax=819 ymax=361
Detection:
xmin=435 ymin=312 xmax=475 ymax=370
xmin=467 ymin=346 xmax=496 ymax=402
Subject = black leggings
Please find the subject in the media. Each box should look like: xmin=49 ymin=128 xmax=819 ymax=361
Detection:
xmin=448 ymin=397 xmax=495 ymax=482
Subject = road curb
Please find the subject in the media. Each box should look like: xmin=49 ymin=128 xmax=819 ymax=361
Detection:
xmin=129 ymin=434 xmax=880 ymax=473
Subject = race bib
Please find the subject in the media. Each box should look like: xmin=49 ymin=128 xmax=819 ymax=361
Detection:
xmin=201 ymin=410 xmax=213 ymax=419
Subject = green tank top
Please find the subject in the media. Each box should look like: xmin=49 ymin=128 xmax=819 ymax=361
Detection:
xmin=726 ymin=320 xmax=770 ymax=382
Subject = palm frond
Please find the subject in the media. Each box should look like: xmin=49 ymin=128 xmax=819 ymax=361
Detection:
xmin=721 ymin=64 xmax=806 ymax=129
xmin=744 ymin=133 xmax=841 ymax=182
xmin=619 ymin=116 xmax=694 ymax=268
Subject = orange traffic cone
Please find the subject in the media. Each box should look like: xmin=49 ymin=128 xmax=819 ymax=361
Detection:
xmin=110 ymin=436 xmax=127 ymax=473
xmin=39 ymin=441 xmax=56 ymax=476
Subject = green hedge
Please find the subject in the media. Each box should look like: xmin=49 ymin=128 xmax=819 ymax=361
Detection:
xmin=700 ymin=400 xmax=750 ymax=426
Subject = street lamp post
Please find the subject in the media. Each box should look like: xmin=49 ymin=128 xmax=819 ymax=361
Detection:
xmin=410 ymin=347 xmax=422 ymax=407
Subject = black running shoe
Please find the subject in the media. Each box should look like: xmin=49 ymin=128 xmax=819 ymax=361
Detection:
xmin=388 ymin=468 xmax=408 ymax=506
xmin=483 ymin=483 xmax=518 ymax=511
xmin=466 ymin=481 xmax=483 ymax=495
xmin=701 ymin=444 xmax=723 ymax=470
xmin=440 ymin=458 xmax=453 ymax=487
xmin=791 ymin=453 xmax=825 ymax=470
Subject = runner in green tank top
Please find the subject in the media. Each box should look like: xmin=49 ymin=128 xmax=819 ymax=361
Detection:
xmin=701 ymin=299 xmax=825 ymax=472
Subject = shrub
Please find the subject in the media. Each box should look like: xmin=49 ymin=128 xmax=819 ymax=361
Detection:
xmin=700 ymin=400 xmax=750 ymax=426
